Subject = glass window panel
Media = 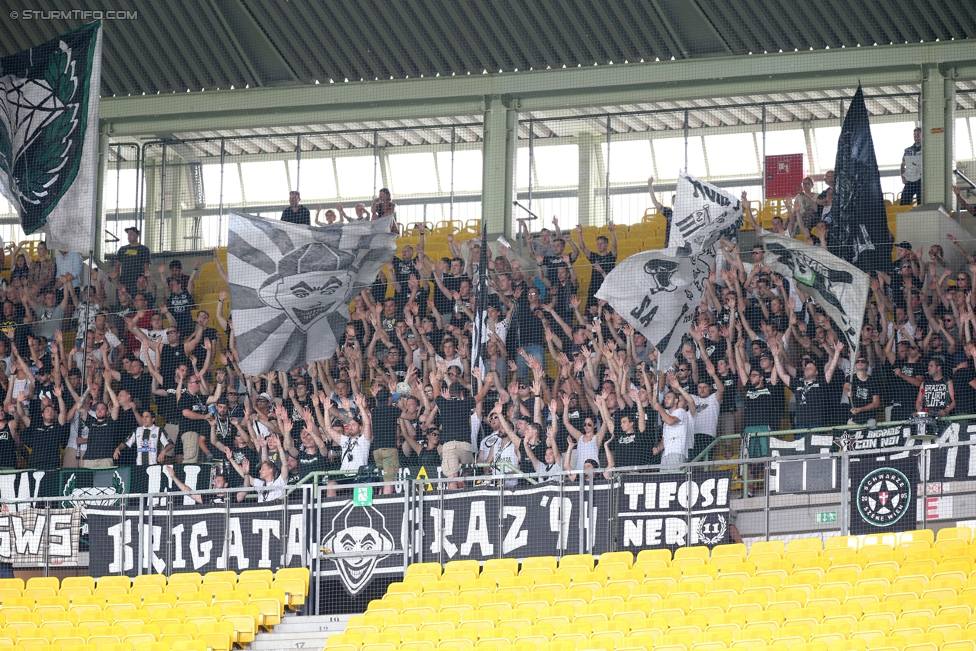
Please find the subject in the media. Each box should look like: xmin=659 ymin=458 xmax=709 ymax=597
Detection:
xmin=240 ymin=160 xmax=288 ymax=204
xmin=436 ymin=150 xmax=483 ymax=193
xmin=389 ymin=152 xmax=439 ymax=195
xmin=516 ymin=146 xmax=531 ymax=190
xmin=956 ymin=118 xmax=973 ymax=161
xmin=687 ymin=137 xmax=707 ymax=177
xmin=602 ymin=140 xmax=653 ymax=184
xmin=103 ymin=168 xmax=139 ymax=211
xmin=764 ymin=129 xmax=807 ymax=157
xmin=870 ymin=122 xmax=916 ymax=168
xmin=652 ymin=137 xmax=685 ymax=180
xmin=201 ymin=163 xmax=242 ymax=205
xmin=335 ymin=156 xmax=376 ymax=199
xmin=533 ymin=145 xmax=578 ymax=187
xmin=610 ymin=193 xmax=652 ymax=227
xmin=288 ymin=159 xmax=337 ymax=199
xmin=705 ymin=133 xmax=758 ymax=176
xmin=813 ymin=126 xmax=842 ymax=172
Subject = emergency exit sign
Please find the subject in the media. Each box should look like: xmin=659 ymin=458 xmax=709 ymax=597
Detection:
xmin=353 ymin=486 xmax=373 ymax=506
xmin=815 ymin=511 xmax=837 ymax=524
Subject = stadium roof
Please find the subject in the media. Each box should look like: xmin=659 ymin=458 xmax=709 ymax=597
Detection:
xmin=0 ymin=0 xmax=973 ymax=96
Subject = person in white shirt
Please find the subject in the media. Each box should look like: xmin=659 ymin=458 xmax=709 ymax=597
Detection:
xmin=226 ymin=431 xmax=289 ymax=502
xmin=114 ymin=410 xmax=172 ymax=466
xmin=690 ymin=365 xmax=726 ymax=462
xmin=324 ymin=394 xmax=373 ymax=497
xmin=522 ymin=423 xmax=563 ymax=482
xmin=651 ymin=372 xmax=696 ymax=470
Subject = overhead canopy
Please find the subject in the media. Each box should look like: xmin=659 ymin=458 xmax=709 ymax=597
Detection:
xmin=0 ymin=0 xmax=972 ymax=96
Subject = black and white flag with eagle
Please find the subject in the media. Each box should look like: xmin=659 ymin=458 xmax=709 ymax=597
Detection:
xmin=759 ymin=232 xmax=870 ymax=353
xmin=596 ymin=249 xmax=713 ymax=365
xmin=227 ymin=211 xmax=397 ymax=375
xmin=668 ymin=172 xmax=743 ymax=257
xmin=0 ymin=22 xmax=102 ymax=253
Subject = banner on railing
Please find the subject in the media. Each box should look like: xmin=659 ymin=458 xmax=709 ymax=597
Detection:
xmin=0 ymin=507 xmax=82 ymax=566
xmin=850 ymin=453 xmax=920 ymax=534
xmin=769 ymin=434 xmax=836 ymax=493
xmin=616 ymin=471 xmax=731 ymax=550
xmin=87 ymin=501 xmax=308 ymax=577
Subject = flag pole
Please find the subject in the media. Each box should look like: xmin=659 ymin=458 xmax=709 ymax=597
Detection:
xmin=470 ymin=221 xmax=490 ymax=395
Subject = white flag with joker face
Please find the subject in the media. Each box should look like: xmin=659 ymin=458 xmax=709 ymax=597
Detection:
xmin=668 ymin=172 xmax=744 ymax=257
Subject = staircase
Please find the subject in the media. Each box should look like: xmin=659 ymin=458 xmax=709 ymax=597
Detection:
xmin=250 ymin=614 xmax=352 ymax=651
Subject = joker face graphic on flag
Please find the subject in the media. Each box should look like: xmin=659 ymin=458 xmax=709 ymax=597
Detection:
xmin=258 ymin=242 xmax=355 ymax=332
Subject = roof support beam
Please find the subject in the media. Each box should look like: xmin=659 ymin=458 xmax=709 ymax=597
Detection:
xmin=101 ymin=40 xmax=976 ymax=136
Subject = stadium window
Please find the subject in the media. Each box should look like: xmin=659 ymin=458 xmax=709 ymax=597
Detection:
xmin=287 ymin=159 xmax=337 ymax=200
xmin=651 ymin=137 xmax=684 ymax=180
xmin=956 ymin=117 xmax=973 ymax=161
xmin=335 ymin=156 xmax=376 ymax=199
xmin=389 ymin=152 xmax=439 ymax=195
xmin=240 ymin=160 xmax=289 ymax=203
xmin=704 ymin=133 xmax=759 ymax=177
xmin=515 ymin=146 xmax=531 ymax=189
xmin=602 ymin=140 xmax=653 ymax=184
xmin=532 ymin=145 xmax=578 ymax=187
xmin=436 ymin=150 xmax=482 ymax=193
xmin=869 ymin=122 xmax=917 ymax=168
xmin=813 ymin=126 xmax=842 ymax=173
xmin=102 ymin=168 xmax=139 ymax=210
xmin=201 ymin=163 xmax=242 ymax=205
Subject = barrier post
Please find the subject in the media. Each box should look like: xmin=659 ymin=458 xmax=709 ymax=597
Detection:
xmin=839 ymin=450 xmax=850 ymax=536
xmin=43 ymin=501 xmax=50 ymax=577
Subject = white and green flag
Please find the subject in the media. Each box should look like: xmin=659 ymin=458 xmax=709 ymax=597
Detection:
xmin=0 ymin=22 xmax=102 ymax=253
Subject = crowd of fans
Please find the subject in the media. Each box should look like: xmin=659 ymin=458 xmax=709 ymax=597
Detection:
xmin=0 ymin=178 xmax=967 ymax=500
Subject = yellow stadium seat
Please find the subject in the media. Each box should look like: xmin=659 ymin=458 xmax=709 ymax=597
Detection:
xmin=5 ymin=596 xmax=36 ymax=613
xmin=522 ymin=557 xmax=557 ymax=574
xmin=122 ymin=624 xmax=162 ymax=646
xmin=39 ymin=611 xmax=77 ymax=629
xmin=25 ymin=578 xmax=59 ymax=599
xmin=96 ymin=577 xmax=131 ymax=593
xmin=751 ymin=541 xmax=786 ymax=558
xmin=558 ymin=555 xmax=595 ymax=571
xmin=271 ymin=576 xmax=306 ymax=608
xmin=938 ymin=528 xmax=974 ymax=544
xmin=445 ymin=561 xmax=481 ymax=578
xmin=88 ymin=624 xmax=125 ymax=645
xmin=599 ymin=552 xmax=634 ymax=569
xmin=167 ymin=573 xmax=203 ymax=588
xmin=60 ymin=577 xmax=95 ymax=594
xmin=131 ymin=577 xmax=166 ymax=592
xmin=406 ymin=563 xmax=443 ymax=579
xmin=106 ymin=595 xmax=142 ymax=612
xmin=171 ymin=641 xmax=207 ymax=651
xmin=77 ymin=611 xmax=111 ymax=627
xmin=223 ymin=604 xmax=258 ymax=643
xmin=162 ymin=583 xmax=198 ymax=598
xmin=114 ymin=610 xmax=149 ymax=626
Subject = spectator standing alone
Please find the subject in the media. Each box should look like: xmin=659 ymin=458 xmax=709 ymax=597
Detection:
xmin=900 ymin=127 xmax=922 ymax=205
xmin=281 ymin=191 xmax=311 ymax=225
xmin=116 ymin=227 xmax=151 ymax=295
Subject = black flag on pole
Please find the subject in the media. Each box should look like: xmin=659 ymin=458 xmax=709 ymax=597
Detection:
xmin=827 ymin=85 xmax=893 ymax=273
xmin=470 ymin=223 xmax=491 ymax=388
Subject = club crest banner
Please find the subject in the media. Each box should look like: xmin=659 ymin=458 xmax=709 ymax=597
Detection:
xmin=227 ymin=211 xmax=398 ymax=375
xmin=0 ymin=22 xmax=102 ymax=252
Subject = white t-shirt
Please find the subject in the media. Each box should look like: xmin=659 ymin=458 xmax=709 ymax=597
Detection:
xmin=478 ymin=431 xmax=502 ymax=462
xmin=888 ymin=322 xmax=916 ymax=344
xmin=339 ymin=434 xmax=371 ymax=472
xmin=252 ymin=475 xmax=286 ymax=502
xmin=661 ymin=407 xmax=692 ymax=458
xmin=139 ymin=328 xmax=168 ymax=366
xmin=124 ymin=425 xmax=171 ymax=466
xmin=693 ymin=394 xmax=721 ymax=439
xmin=66 ymin=411 xmax=88 ymax=452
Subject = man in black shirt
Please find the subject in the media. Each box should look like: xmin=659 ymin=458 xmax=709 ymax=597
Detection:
xmin=573 ymin=223 xmax=618 ymax=307
xmin=370 ymin=388 xmax=402 ymax=494
xmin=281 ymin=191 xmax=311 ymax=225
xmin=81 ymin=395 xmax=123 ymax=468
xmin=884 ymin=340 xmax=925 ymax=421
xmin=845 ymin=356 xmax=881 ymax=425
xmin=433 ymin=376 xmax=475 ymax=489
xmin=115 ymin=226 xmax=151 ymax=294
xmin=19 ymin=387 xmax=68 ymax=471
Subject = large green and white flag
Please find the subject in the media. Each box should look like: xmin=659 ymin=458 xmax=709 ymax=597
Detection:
xmin=0 ymin=22 xmax=102 ymax=253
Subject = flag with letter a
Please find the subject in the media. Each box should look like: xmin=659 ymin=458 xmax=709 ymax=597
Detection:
xmin=669 ymin=172 xmax=743 ymax=257
xmin=596 ymin=249 xmax=712 ymax=365
xmin=227 ymin=211 xmax=397 ymax=375
xmin=0 ymin=22 xmax=102 ymax=253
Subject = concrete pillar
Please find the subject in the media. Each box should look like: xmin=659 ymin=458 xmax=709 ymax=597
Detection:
xmin=578 ymin=132 xmax=601 ymax=227
xmin=481 ymin=96 xmax=516 ymax=237
xmin=920 ymin=65 xmax=955 ymax=207
xmin=143 ymin=160 xmax=159 ymax=252
xmin=93 ymin=129 xmax=110 ymax=261
xmin=170 ymin=161 xmax=184 ymax=251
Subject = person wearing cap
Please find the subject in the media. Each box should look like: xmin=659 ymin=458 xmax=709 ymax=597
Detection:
xmin=116 ymin=226 xmax=151 ymax=294
xmin=281 ymin=190 xmax=311 ymax=225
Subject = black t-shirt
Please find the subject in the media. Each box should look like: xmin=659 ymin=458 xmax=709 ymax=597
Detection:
xmin=794 ymin=376 xmax=828 ymax=425
xmin=371 ymin=404 xmax=401 ymax=449
xmin=167 ymin=291 xmax=195 ymax=337
xmin=435 ymin=396 xmax=474 ymax=444
xmin=392 ymin=257 xmax=416 ymax=286
xmin=717 ymin=371 xmax=738 ymax=413
xmin=885 ymin=359 xmax=922 ymax=407
xmin=520 ymin=438 xmax=545 ymax=476
xmin=954 ymin=367 xmax=976 ymax=416
xmin=743 ymin=385 xmax=779 ymax=430
xmin=85 ymin=417 xmax=119 ymax=460
xmin=227 ymin=447 xmax=261 ymax=488
xmin=178 ymin=390 xmax=209 ymax=433
xmin=281 ymin=205 xmax=311 ymax=225
xmin=116 ymin=244 xmax=151 ymax=288
xmin=25 ymin=421 xmax=69 ymax=470
xmin=296 ymin=448 xmax=327 ymax=478
xmin=0 ymin=418 xmax=16 ymax=468
xmin=611 ymin=426 xmax=652 ymax=468
xmin=921 ymin=378 xmax=951 ymax=412
xmin=120 ymin=372 xmax=153 ymax=412
xmin=435 ymin=274 xmax=463 ymax=316
xmin=586 ymin=251 xmax=616 ymax=297
xmin=192 ymin=327 xmax=220 ymax=364
xmin=159 ymin=344 xmax=188 ymax=386
xmin=849 ymin=374 xmax=880 ymax=424
xmin=282 ymin=396 xmax=313 ymax=430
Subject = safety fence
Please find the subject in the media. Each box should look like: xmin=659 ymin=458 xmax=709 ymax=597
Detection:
xmin=4 ymin=426 xmax=976 ymax=612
